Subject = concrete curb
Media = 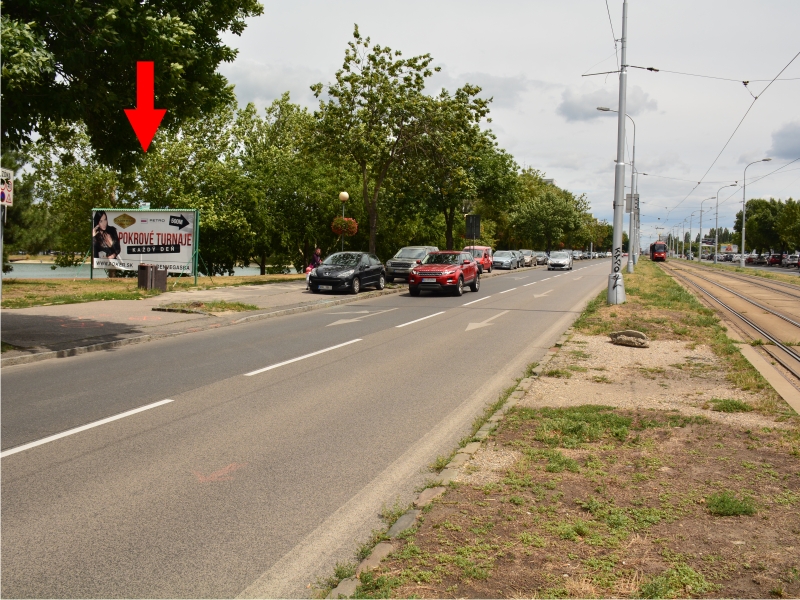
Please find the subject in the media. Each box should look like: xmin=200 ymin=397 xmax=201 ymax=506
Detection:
xmin=2 ymin=265 xmax=540 ymax=368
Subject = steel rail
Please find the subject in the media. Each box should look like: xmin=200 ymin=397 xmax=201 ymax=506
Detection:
xmin=664 ymin=266 xmax=800 ymax=381
xmin=672 ymin=267 xmax=800 ymax=329
xmin=686 ymin=262 xmax=800 ymax=300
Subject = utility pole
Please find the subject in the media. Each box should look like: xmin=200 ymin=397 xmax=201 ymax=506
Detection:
xmin=740 ymin=158 xmax=771 ymax=267
xmin=608 ymin=0 xmax=628 ymax=304
xmin=714 ymin=184 xmax=737 ymax=264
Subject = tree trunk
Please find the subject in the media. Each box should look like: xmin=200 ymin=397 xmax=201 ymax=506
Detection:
xmin=259 ymin=254 xmax=266 ymax=275
xmin=444 ymin=205 xmax=455 ymax=250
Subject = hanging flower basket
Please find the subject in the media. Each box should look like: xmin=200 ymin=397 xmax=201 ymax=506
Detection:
xmin=332 ymin=216 xmax=358 ymax=237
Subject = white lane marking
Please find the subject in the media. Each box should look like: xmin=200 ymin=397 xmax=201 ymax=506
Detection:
xmin=463 ymin=296 xmax=491 ymax=306
xmin=523 ymin=281 xmax=538 ymax=287
xmin=541 ymin=277 xmax=551 ymax=281
xmin=244 ymin=339 xmax=362 ymax=376
xmin=0 ymin=399 xmax=174 ymax=459
xmin=499 ymin=288 xmax=517 ymax=294
xmin=327 ymin=308 xmax=398 ymax=326
xmin=465 ymin=310 xmax=510 ymax=331
xmin=396 ymin=311 xmax=446 ymax=328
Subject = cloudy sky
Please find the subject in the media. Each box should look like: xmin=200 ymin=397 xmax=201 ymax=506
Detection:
xmin=219 ymin=0 xmax=800 ymax=244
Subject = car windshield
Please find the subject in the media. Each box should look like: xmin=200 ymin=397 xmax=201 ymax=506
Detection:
xmin=494 ymin=251 xmax=512 ymax=257
xmin=422 ymin=253 xmax=461 ymax=265
xmin=534 ymin=252 xmax=545 ymax=256
xmin=322 ymin=252 xmax=361 ymax=266
xmin=551 ymin=252 xmax=569 ymax=259
xmin=654 ymin=244 xmax=666 ymax=252
xmin=522 ymin=251 xmax=532 ymax=256
xmin=468 ymin=249 xmax=486 ymax=258
xmin=394 ymin=248 xmax=427 ymax=259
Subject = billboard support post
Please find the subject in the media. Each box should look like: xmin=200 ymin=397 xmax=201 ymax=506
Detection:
xmin=194 ymin=211 xmax=200 ymax=286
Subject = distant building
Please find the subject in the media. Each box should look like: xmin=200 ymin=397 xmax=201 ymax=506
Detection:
xmin=543 ymin=178 xmax=556 ymax=186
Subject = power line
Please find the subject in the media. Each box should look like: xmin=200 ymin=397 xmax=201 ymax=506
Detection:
xmin=629 ymin=65 xmax=800 ymax=84
xmin=665 ymin=51 xmax=800 ymax=219
xmin=604 ymin=0 xmax=619 ymax=70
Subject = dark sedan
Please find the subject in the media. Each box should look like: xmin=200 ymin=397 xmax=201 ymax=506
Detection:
xmin=309 ymin=252 xmax=385 ymax=294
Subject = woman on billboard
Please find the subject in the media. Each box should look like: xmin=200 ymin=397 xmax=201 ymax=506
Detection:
xmin=92 ymin=211 xmax=121 ymax=259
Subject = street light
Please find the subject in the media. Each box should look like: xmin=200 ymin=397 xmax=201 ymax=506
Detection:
xmin=714 ymin=184 xmax=738 ymax=264
xmin=740 ymin=159 xmax=771 ymax=266
xmin=339 ymin=191 xmax=349 ymax=252
xmin=599 ymin=106 xmax=637 ymax=273
xmin=697 ymin=197 xmax=715 ymax=261
xmin=688 ymin=209 xmax=703 ymax=260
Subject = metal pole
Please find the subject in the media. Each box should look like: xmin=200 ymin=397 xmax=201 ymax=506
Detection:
xmin=740 ymin=159 xmax=771 ymax=266
xmin=627 ymin=116 xmax=636 ymax=273
xmin=341 ymin=202 xmax=345 ymax=253
xmin=608 ymin=0 xmax=628 ymax=304
xmin=715 ymin=184 xmax=737 ymax=264
xmin=681 ymin=222 xmax=685 ymax=258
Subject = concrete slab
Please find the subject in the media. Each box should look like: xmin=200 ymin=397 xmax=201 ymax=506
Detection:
xmin=458 ymin=442 xmax=481 ymax=455
xmin=356 ymin=542 xmax=395 ymax=575
xmin=327 ymin=577 xmax=359 ymax=599
xmin=414 ymin=487 xmax=446 ymax=507
xmin=386 ymin=511 xmax=420 ymax=538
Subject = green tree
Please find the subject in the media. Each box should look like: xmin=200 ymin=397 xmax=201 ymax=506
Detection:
xmin=776 ymin=198 xmax=800 ymax=251
xmin=1 ymin=0 xmax=263 ymax=168
xmin=733 ymin=198 xmax=784 ymax=252
xmin=312 ymin=25 xmax=438 ymax=253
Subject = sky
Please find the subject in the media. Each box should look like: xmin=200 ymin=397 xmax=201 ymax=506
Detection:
xmin=218 ymin=0 xmax=800 ymax=245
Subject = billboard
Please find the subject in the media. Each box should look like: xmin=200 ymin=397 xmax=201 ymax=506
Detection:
xmin=92 ymin=209 xmax=198 ymax=274
xmin=0 ymin=167 xmax=13 ymax=206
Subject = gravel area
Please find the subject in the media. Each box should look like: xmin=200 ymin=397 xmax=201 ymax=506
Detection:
xmin=520 ymin=333 xmax=792 ymax=430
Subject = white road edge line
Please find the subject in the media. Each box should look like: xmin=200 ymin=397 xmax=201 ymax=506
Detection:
xmin=245 ymin=339 xmax=363 ymax=376
xmin=0 ymin=399 xmax=174 ymax=459
xmin=396 ymin=311 xmax=446 ymax=328
xmin=463 ymin=296 xmax=491 ymax=306
xmin=499 ymin=288 xmax=517 ymax=294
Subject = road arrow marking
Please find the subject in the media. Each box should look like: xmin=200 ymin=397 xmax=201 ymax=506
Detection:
xmin=193 ymin=463 xmax=247 ymax=483
xmin=465 ymin=310 xmax=509 ymax=331
xmin=533 ymin=289 xmax=553 ymax=298
xmin=327 ymin=308 xmax=397 ymax=326
xmin=512 ymin=276 xmax=529 ymax=280
xmin=573 ymin=276 xmax=583 ymax=280
xmin=124 ymin=61 xmax=167 ymax=152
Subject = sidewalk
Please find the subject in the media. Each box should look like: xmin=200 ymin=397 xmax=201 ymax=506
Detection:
xmin=1 ymin=266 xmax=540 ymax=366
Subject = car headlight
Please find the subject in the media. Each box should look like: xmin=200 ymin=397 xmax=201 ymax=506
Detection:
xmin=442 ymin=270 xmax=454 ymax=275
xmin=339 ymin=269 xmax=354 ymax=278
xmin=411 ymin=269 xmax=419 ymax=275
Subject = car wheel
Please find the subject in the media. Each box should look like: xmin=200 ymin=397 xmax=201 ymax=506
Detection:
xmin=376 ymin=274 xmax=385 ymax=290
xmin=386 ymin=276 xmax=394 ymax=283
xmin=470 ymin=273 xmax=480 ymax=292
xmin=409 ymin=286 xmax=420 ymax=296
xmin=488 ymin=264 xmax=492 ymax=273
xmin=453 ymin=276 xmax=464 ymax=296
xmin=351 ymin=277 xmax=361 ymax=295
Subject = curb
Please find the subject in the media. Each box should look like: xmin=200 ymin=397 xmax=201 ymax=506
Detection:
xmin=327 ymin=330 xmax=573 ymax=598
xmin=1 ymin=265 xmax=541 ymax=368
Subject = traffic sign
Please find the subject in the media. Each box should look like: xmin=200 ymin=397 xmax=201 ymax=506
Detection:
xmin=625 ymin=193 xmax=639 ymax=213
xmin=0 ymin=167 xmax=13 ymax=206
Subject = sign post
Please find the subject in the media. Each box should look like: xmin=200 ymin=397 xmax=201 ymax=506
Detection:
xmin=91 ymin=209 xmax=199 ymax=279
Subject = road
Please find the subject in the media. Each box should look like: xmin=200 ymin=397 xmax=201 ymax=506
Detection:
xmin=1 ymin=260 xmax=609 ymax=598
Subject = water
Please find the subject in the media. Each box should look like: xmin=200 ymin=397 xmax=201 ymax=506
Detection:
xmin=2 ymin=263 xmax=296 ymax=279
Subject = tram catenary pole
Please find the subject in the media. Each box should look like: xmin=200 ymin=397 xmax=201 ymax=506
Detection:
xmin=607 ymin=0 xmax=629 ymax=304
xmin=740 ymin=158 xmax=771 ymax=267
xmin=714 ymin=184 xmax=738 ymax=264
xmin=698 ymin=198 xmax=714 ymax=261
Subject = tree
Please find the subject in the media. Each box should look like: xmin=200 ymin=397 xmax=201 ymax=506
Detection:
xmin=1 ymin=0 xmax=263 ymax=168
xmin=312 ymin=25 xmax=438 ymax=253
xmin=776 ymin=198 xmax=800 ymax=251
xmin=733 ymin=198 xmax=784 ymax=252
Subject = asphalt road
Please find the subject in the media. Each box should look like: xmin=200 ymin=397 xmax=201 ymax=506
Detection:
xmin=1 ymin=259 xmax=610 ymax=598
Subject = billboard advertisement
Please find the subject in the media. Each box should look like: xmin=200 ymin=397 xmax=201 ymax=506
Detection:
xmin=92 ymin=209 xmax=198 ymax=274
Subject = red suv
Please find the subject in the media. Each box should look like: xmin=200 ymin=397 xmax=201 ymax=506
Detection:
xmin=408 ymin=251 xmax=480 ymax=296
xmin=767 ymin=253 xmax=784 ymax=266
xmin=463 ymin=245 xmax=493 ymax=274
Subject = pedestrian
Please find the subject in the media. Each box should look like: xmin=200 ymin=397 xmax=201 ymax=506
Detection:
xmin=306 ymin=247 xmax=322 ymax=289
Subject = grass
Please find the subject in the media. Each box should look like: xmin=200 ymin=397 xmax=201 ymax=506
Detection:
xmin=638 ymin=564 xmax=719 ymax=598
xmin=160 ymin=300 xmax=259 ymax=313
xmin=706 ymin=490 xmax=757 ymax=516
xmin=544 ymin=369 xmax=572 ymax=379
xmin=1 ymin=340 xmax=19 ymax=353
xmin=1 ymin=273 xmax=304 ymax=309
xmin=708 ymin=398 xmax=753 ymax=413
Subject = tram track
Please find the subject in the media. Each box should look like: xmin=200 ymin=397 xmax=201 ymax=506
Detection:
xmin=682 ymin=261 xmax=800 ymax=300
xmin=662 ymin=263 xmax=800 ymax=387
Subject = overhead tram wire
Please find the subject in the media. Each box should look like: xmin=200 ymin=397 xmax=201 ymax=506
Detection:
xmin=604 ymin=0 xmax=619 ymax=70
xmin=664 ymin=51 xmax=800 ymax=220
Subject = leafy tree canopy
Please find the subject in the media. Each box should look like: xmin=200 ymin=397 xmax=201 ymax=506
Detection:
xmin=1 ymin=0 xmax=263 ymax=169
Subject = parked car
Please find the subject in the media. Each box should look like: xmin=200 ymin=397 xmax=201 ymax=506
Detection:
xmin=754 ymin=254 xmax=768 ymax=265
xmin=532 ymin=251 xmax=548 ymax=265
xmin=605 ymin=251 xmax=612 ymax=258
xmin=309 ymin=251 xmax=385 ymax=294
xmin=511 ymin=250 xmax=525 ymax=267
xmin=385 ymin=246 xmax=438 ymax=281
xmin=571 ymin=250 xmax=582 ymax=261
xmin=408 ymin=251 xmax=480 ymax=296
xmin=464 ymin=245 xmax=493 ymax=274
xmin=519 ymin=249 xmax=534 ymax=267
xmin=781 ymin=254 xmax=799 ymax=268
xmin=492 ymin=250 xmax=519 ymax=270
xmin=548 ymin=251 xmax=573 ymax=271
xmin=767 ymin=253 xmax=784 ymax=266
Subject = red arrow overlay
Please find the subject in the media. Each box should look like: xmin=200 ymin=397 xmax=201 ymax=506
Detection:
xmin=124 ymin=61 xmax=167 ymax=152
xmin=192 ymin=463 xmax=247 ymax=483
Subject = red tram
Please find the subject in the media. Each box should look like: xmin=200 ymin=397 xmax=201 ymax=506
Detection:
xmin=650 ymin=241 xmax=667 ymax=262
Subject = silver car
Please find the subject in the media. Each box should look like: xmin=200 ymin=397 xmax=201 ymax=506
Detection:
xmin=548 ymin=251 xmax=573 ymax=271
xmin=492 ymin=250 xmax=519 ymax=269
xmin=385 ymin=246 xmax=438 ymax=281
xmin=532 ymin=251 xmax=548 ymax=265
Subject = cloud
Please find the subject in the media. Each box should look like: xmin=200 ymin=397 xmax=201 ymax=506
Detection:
xmin=426 ymin=66 xmax=558 ymax=109
xmin=218 ymin=59 xmax=326 ymax=111
xmin=556 ymin=85 xmax=658 ymax=121
xmin=768 ymin=121 xmax=800 ymax=159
